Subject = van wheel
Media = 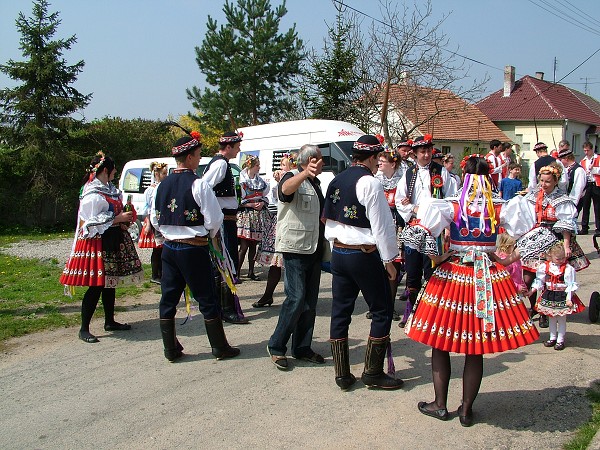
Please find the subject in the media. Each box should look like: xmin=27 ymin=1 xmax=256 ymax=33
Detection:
xmin=590 ymin=292 xmax=600 ymax=323
xmin=128 ymin=219 xmax=142 ymax=242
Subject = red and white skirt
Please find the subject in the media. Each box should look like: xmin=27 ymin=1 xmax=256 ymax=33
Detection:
xmin=405 ymin=259 xmax=540 ymax=354
xmin=138 ymin=217 xmax=162 ymax=248
xmin=60 ymin=226 xmax=144 ymax=288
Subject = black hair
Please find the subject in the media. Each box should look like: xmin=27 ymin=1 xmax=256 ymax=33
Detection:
xmin=463 ymin=157 xmax=489 ymax=176
xmin=489 ymin=139 xmax=501 ymax=149
xmin=82 ymin=153 xmax=115 ymax=186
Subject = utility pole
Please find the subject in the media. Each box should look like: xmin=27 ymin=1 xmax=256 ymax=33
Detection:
xmin=553 ymin=57 xmax=558 ymax=83
xmin=580 ymin=77 xmax=596 ymax=95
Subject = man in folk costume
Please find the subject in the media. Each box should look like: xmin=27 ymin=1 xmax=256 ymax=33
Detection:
xmin=579 ymin=141 xmax=600 ymax=234
xmin=527 ymin=142 xmax=567 ymax=191
xmin=500 ymin=142 xmax=513 ymax=179
xmin=324 ymin=134 xmax=404 ymax=390
xmin=203 ymin=131 xmax=248 ymax=324
xmin=395 ymin=135 xmax=456 ymax=327
xmin=558 ymin=147 xmax=587 ymax=208
xmin=152 ymin=133 xmax=239 ymax=362
xmin=396 ymin=139 xmax=415 ymax=176
xmin=485 ymin=139 xmax=506 ymax=189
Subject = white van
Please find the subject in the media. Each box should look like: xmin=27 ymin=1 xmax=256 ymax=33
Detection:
xmin=234 ymin=119 xmax=365 ymax=198
xmin=118 ymin=156 xmax=241 ymax=240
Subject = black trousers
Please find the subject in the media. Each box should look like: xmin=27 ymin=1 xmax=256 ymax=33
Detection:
xmin=330 ymin=248 xmax=393 ymax=339
xmin=159 ymin=242 xmax=220 ymax=320
xmin=579 ymin=182 xmax=600 ymax=232
xmin=404 ymin=245 xmax=434 ymax=291
xmin=222 ymin=218 xmax=239 ymax=271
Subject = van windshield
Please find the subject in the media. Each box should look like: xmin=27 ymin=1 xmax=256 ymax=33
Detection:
xmin=335 ymin=141 xmax=355 ymax=160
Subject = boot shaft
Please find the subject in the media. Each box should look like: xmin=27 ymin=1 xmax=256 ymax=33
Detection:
xmin=330 ymin=338 xmax=351 ymax=378
xmin=205 ymin=318 xmax=240 ymax=360
xmin=363 ymin=335 xmax=389 ymax=376
xmin=159 ymin=318 xmax=182 ymax=362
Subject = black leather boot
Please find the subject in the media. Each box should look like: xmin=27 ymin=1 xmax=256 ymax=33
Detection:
xmin=220 ymin=279 xmax=249 ymax=324
xmin=205 ymin=318 xmax=241 ymax=360
xmin=160 ymin=318 xmax=183 ymax=362
xmin=331 ymin=338 xmax=356 ymax=390
xmin=361 ymin=336 xmax=404 ymax=389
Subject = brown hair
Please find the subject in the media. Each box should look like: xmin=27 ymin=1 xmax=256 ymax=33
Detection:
xmin=496 ymin=232 xmax=516 ymax=254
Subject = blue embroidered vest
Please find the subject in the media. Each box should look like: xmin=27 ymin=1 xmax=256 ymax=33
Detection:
xmin=203 ymin=154 xmax=235 ymax=197
xmin=155 ymin=171 xmax=205 ymax=226
xmin=448 ymin=202 xmax=502 ymax=252
xmin=323 ymin=165 xmax=372 ymax=229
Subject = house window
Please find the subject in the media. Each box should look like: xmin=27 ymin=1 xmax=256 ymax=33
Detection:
xmin=441 ymin=146 xmax=451 ymax=154
xmin=571 ymin=134 xmax=580 ymax=156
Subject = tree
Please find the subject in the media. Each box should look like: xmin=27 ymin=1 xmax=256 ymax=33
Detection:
xmin=0 ymin=0 xmax=91 ymax=198
xmin=300 ymin=12 xmax=362 ymax=122
xmin=342 ymin=0 xmax=488 ymax=143
xmin=187 ymin=0 xmax=304 ymax=129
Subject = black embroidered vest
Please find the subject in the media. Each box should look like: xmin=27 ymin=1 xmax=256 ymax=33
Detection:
xmin=204 ymin=154 xmax=235 ymax=197
xmin=534 ymin=155 xmax=556 ymax=177
xmin=323 ymin=165 xmax=372 ymax=229
xmin=566 ymin=162 xmax=582 ymax=195
xmin=155 ymin=171 xmax=205 ymax=226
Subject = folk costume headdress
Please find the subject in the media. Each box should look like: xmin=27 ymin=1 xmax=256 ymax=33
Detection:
xmin=411 ymin=134 xmax=434 ymax=149
xmin=352 ymin=134 xmax=385 ymax=156
xmin=219 ymin=131 xmax=243 ymax=145
xmin=87 ymin=151 xmax=106 ymax=182
xmin=164 ymin=122 xmax=203 ymax=156
xmin=533 ymin=142 xmax=548 ymax=152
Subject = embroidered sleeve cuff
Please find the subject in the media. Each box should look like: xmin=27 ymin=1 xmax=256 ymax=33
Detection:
xmin=400 ymin=225 xmax=439 ymax=256
xmin=553 ymin=219 xmax=577 ymax=235
xmin=516 ymin=227 xmax=558 ymax=261
xmin=82 ymin=212 xmax=115 ymax=238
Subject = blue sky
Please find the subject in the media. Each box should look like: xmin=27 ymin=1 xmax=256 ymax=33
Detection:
xmin=1 ymin=0 xmax=599 ymax=121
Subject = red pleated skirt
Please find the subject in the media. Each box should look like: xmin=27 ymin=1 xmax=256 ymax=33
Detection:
xmin=59 ymin=233 xmax=105 ymax=287
xmin=138 ymin=217 xmax=161 ymax=248
xmin=405 ymin=259 xmax=540 ymax=354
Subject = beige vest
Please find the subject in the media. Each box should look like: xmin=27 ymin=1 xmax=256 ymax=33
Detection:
xmin=275 ymin=169 xmax=320 ymax=254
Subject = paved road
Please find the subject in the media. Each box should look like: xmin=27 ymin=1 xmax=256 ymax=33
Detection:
xmin=1 ymin=235 xmax=599 ymax=449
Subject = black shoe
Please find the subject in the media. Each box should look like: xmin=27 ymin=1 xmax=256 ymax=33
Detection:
xmin=79 ymin=331 xmax=99 ymax=343
xmin=544 ymin=339 xmax=557 ymax=347
xmin=457 ymin=404 xmax=474 ymax=427
xmin=336 ymin=374 xmax=357 ymax=390
xmin=247 ymin=273 xmax=260 ymax=281
xmin=418 ymin=401 xmax=449 ymax=421
xmin=392 ymin=310 xmax=401 ymax=321
xmin=252 ymin=296 xmax=273 ymax=308
xmin=293 ymin=351 xmax=325 ymax=364
xmin=398 ymin=320 xmax=407 ymax=328
xmin=539 ymin=315 xmax=549 ymax=328
xmin=222 ymin=311 xmax=249 ymax=324
xmin=554 ymin=342 xmax=566 ymax=351
xmin=150 ymin=278 xmax=161 ymax=285
xmin=580 ymin=229 xmax=589 ymax=235
xmin=104 ymin=322 xmax=132 ymax=331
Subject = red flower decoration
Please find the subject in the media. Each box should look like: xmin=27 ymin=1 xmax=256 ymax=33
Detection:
xmin=472 ymin=228 xmax=481 ymax=238
xmin=190 ymin=131 xmax=202 ymax=140
xmin=238 ymin=131 xmax=244 ymax=138
xmin=431 ymin=174 xmax=444 ymax=189
xmin=375 ymin=134 xmax=385 ymax=144
xmin=424 ymin=134 xmax=433 ymax=143
xmin=477 ymin=300 xmax=485 ymax=310
xmin=407 ymin=139 xmax=413 ymax=146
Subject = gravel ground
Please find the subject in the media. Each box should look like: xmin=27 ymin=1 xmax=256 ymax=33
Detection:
xmin=1 ymin=235 xmax=599 ymax=449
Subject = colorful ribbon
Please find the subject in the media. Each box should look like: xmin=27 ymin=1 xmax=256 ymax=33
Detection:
xmin=464 ymin=249 xmax=495 ymax=332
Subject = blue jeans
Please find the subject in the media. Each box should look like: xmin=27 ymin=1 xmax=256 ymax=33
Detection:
xmin=268 ymin=252 xmax=321 ymax=357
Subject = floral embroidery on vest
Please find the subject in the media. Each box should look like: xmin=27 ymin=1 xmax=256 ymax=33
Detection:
xmin=168 ymin=199 xmax=178 ymax=212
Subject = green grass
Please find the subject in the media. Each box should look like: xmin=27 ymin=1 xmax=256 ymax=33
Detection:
xmin=0 ymin=232 xmax=154 ymax=342
xmin=564 ymin=381 xmax=600 ymax=450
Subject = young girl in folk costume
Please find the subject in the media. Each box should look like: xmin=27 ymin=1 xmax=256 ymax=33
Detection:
xmin=374 ymin=146 xmax=406 ymax=321
xmin=236 ymin=154 xmax=270 ymax=280
xmin=60 ymin=152 xmax=144 ymax=343
xmin=495 ymin=232 xmax=527 ymax=294
xmin=138 ymin=161 xmax=168 ymax=284
xmin=527 ymin=242 xmax=584 ymax=350
xmin=253 ymin=152 xmax=297 ymax=307
xmin=401 ymin=155 xmax=546 ymax=427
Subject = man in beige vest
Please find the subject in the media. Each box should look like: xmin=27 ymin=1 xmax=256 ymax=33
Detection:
xmin=267 ymin=144 xmax=325 ymax=370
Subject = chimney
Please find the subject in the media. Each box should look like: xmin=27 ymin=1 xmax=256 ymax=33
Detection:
xmin=535 ymin=71 xmax=544 ymax=80
xmin=503 ymin=65 xmax=515 ymax=97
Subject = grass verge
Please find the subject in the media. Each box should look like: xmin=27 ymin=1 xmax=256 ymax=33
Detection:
xmin=563 ymin=381 xmax=600 ymax=450
xmin=0 ymin=248 xmax=153 ymax=342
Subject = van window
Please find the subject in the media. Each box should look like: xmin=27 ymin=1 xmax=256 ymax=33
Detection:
xmin=321 ymin=142 xmax=350 ymax=175
xmin=122 ymin=168 xmax=152 ymax=193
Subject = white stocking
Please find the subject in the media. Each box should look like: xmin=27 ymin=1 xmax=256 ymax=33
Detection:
xmin=548 ymin=316 xmax=558 ymax=341
xmin=556 ymin=316 xmax=567 ymax=344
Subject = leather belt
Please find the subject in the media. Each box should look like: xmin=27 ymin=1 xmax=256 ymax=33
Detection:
xmin=333 ymin=240 xmax=377 ymax=253
xmin=224 ymin=214 xmax=238 ymax=221
xmin=170 ymin=236 xmax=209 ymax=246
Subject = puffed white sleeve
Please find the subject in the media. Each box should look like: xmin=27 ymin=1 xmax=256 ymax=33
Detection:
xmin=552 ymin=200 xmax=577 ymax=234
xmin=193 ymin=178 xmax=224 ymax=237
xmin=79 ymin=194 xmax=114 ymax=238
xmin=394 ymin=173 xmax=413 ymax=222
xmin=530 ymin=264 xmax=546 ymax=291
xmin=528 ymin=165 xmax=537 ymax=191
xmin=564 ymin=264 xmax=578 ymax=298
xmin=202 ymin=159 xmax=227 ymax=188
xmin=399 ymin=198 xmax=454 ymax=255
xmin=360 ymin=177 xmax=399 ymax=262
xmin=442 ymin=168 xmax=457 ymax=197
xmin=500 ymin=195 xmax=536 ymax=239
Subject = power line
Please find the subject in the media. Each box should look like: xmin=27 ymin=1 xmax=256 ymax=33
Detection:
xmin=526 ymin=0 xmax=600 ymax=38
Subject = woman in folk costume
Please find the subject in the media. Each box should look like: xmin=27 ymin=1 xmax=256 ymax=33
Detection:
xmin=61 ymin=152 xmax=144 ymax=343
xmin=253 ymin=152 xmax=297 ymax=307
xmin=373 ymin=144 xmax=407 ymax=321
xmin=401 ymin=155 xmax=545 ymax=427
xmin=236 ymin=155 xmax=270 ymax=280
xmin=518 ymin=163 xmax=589 ymax=328
xmin=138 ymin=161 xmax=168 ymax=284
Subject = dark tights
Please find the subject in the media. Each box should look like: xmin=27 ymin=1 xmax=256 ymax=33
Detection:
xmin=237 ymin=239 xmax=257 ymax=277
xmin=425 ymin=348 xmax=483 ymax=415
xmin=80 ymin=286 xmax=116 ymax=332
xmin=258 ymin=266 xmax=282 ymax=303
xmin=522 ymin=270 xmax=537 ymax=310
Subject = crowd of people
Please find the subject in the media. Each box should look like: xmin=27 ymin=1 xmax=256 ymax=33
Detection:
xmin=60 ymin=130 xmax=597 ymax=426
